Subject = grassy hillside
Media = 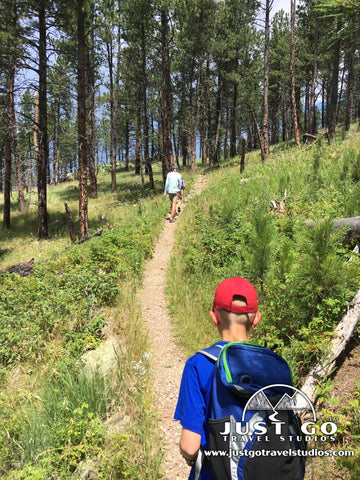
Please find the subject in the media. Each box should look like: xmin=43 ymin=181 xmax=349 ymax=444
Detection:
xmin=168 ymin=127 xmax=360 ymax=479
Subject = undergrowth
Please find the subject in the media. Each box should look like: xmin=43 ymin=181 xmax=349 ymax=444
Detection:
xmin=0 ymin=163 xmax=181 ymax=479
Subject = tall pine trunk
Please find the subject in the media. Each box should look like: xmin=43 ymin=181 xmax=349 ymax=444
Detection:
xmin=53 ymin=101 xmax=60 ymax=184
xmin=88 ymin=7 xmax=97 ymax=198
xmin=37 ymin=0 xmax=49 ymax=239
xmin=78 ymin=0 xmax=88 ymax=240
xmin=229 ymin=81 xmax=238 ymax=158
xmin=3 ymin=61 xmax=16 ymax=229
xmin=327 ymin=23 xmax=341 ymax=138
xmin=107 ymin=40 xmax=117 ymax=192
xmin=190 ymin=73 xmax=200 ymax=174
xmin=12 ymin=107 xmax=25 ymax=212
xmin=160 ymin=6 xmax=173 ymax=182
xmin=309 ymin=16 xmax=319 ymax=135
xmin=141 ymin=24 xmax=153 ymax=188
xmin=135 ymin=101 xmax=142 ymax=177
xmin=262 ymin=0 xmax=270 ymax=158
xmin=290 ymin=0 xmax=300 ymax=148
xmin=200 ymin=76 xmax=208 ymax=168
xmin=179 ymin=82 xmax=188 ymax=167
xmin=212 ymin=83 xmax=222 ymax=166
xmin=344 ymin=43 xmax=355 ymax=132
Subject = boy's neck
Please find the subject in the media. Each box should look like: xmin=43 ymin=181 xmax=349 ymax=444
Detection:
xmin=221 ymin=328 xmax=249 ymax=343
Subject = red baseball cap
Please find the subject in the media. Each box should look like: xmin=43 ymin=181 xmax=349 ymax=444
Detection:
xmin=213 ymin=277 xmax=258 ymax=313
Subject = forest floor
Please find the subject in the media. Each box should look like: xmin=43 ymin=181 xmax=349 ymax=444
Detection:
xmin=140 ymin=174 xmax=207 ymax=480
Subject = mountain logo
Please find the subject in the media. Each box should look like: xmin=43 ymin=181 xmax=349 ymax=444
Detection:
xmin=241 ymin=384 xmax=316 ymax=423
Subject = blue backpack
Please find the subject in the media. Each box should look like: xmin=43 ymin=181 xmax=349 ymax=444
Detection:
xmin=195 ymin=342 xmax=306 ymax=480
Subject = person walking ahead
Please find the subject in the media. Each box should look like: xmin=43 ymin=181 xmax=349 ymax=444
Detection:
xmin=164 ymin=164 xmax=182 ymax=223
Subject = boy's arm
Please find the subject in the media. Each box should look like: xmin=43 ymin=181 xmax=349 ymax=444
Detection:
xmin=179 ymin=428 xmax=201 ymax=466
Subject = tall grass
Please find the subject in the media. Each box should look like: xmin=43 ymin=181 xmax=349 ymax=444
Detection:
xmin=1 ymin=283 xmax=164 ymax=479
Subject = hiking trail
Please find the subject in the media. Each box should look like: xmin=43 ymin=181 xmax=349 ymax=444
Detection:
xmin=140 ymin=174 xmax=207 ymax=480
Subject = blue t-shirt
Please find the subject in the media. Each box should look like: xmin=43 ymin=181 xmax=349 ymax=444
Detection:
xmin=174 ymin=341 xmax=229 ymax=480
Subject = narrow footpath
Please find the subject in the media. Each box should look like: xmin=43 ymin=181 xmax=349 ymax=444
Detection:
xmin=140 ymin=174 xmax=207 ymax=480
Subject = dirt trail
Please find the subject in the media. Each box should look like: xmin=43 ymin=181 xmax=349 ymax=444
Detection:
xmin=140 ymin=175 xmax=207 ymax=480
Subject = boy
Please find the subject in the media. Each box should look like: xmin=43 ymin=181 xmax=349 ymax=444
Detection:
xmin=174 ymin=277 xmax=261 ymax=479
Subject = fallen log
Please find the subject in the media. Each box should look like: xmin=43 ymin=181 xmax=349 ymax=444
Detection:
xmin=306 ymin=216 xmax=360 ymax=242
xmin=3 ymin=258 xmax=35 ymax=277
xmin=76 ymin=228 xmax=103 ymax=244
xmin=301 ymin=288 xmax=360 ymax=403
xmin=303 ymin=133 xmax=318 ymax=144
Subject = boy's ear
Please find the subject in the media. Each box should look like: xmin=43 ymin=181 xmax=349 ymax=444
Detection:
xmin=251 ymin=311 xmax=261 ymax=329
xmin=209 ymin=309 xmax=220 ymax=328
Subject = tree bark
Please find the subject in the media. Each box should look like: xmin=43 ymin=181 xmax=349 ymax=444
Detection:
xmin=190 ymin=73 xmax=200 ymax=174
xmin=240 ymin=138 xmax=246 ymax=173
xmin=13 ymin=109 xmax=25 ymax=212
xmin=135 ymin=101 xmax=142 ymax=177
xmin=248 ymin=104 xmax=266 ymax=162
xmin=160 ymin=6 xmax=173 ymax=182
xmin=107 ymin=37 xmax=117 ymax=192
xmin=37 ymin=0 xmax=49 ymax=239
xmin=3 ymin=61 xmax=15 ymax=229
xmin=53 ymin=101 xmax=60 ymax=185
xmin=179 ymin=82 xmax=188 ymax=168
xmin=88 ymin=6 xmax=98 ymax=198
xmin=327 ymin=22 xmax=341 ymax=138
xmin=230 ymin=81 xmax=238 ymax=158
xmin=200 ymin=74 xmax=208 ymax=168
xmin=309 ymin=16 xmax=319 ymax=135
xmin=262 ymin=0 xmax=271 ymax=158
xmin=211 ymin=86 xmax=222 ymax=166
xmin=290 ymin=0 xmax=300 ymax=148
xmin=141 ymin=23 xmax=153 ymax=188
xmin=125 ymin=117 xmax=130 ymax=171
xmin=344 ymin=43 xmax=355 ymax=132
xmin=77 ymin=0 xmax=88 ymax=240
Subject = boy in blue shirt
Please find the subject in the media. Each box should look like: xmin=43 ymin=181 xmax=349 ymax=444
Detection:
xmin=174 ymin=278 xmax=261 ymax=479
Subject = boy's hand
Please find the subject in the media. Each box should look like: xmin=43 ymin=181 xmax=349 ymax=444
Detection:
xmin=182 ymin=452 xmax=197 ymax=466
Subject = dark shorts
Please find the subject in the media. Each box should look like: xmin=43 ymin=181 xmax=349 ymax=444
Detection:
xmin=169 ymin=193 xmax=179 ymax=205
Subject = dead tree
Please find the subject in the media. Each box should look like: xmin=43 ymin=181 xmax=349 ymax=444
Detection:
xmin=270 ymin=190 xmax=287 ymax=215
xmin=302 ymin=289 xmax=360 ymax=403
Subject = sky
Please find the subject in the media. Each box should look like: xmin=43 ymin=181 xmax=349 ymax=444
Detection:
xmin=272 ymin=0 xmax=291 ymax=14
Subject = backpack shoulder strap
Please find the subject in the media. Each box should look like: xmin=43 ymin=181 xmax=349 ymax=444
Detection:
xmin=198 ymin=343 xmax=223 ymax=363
